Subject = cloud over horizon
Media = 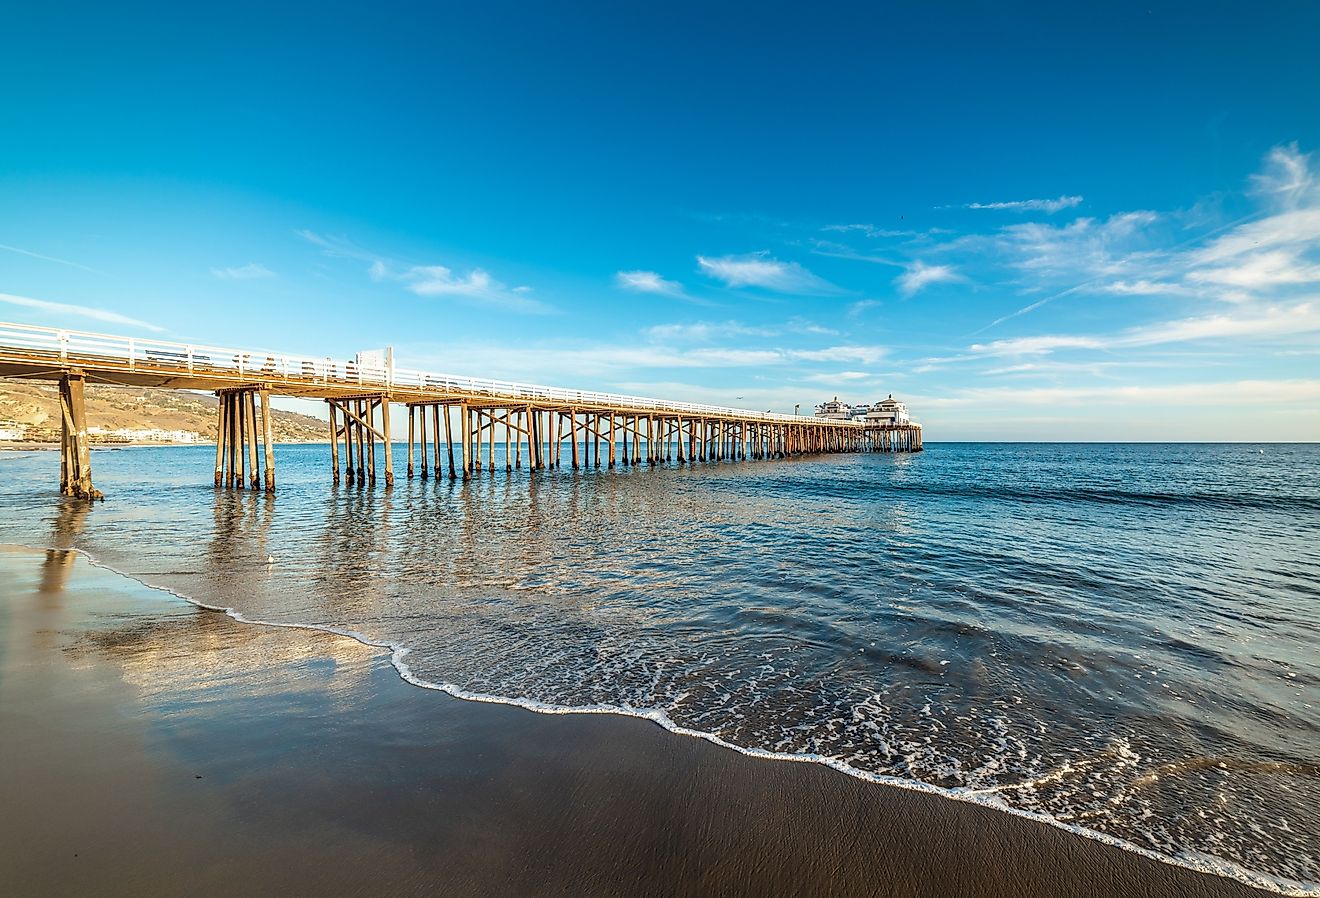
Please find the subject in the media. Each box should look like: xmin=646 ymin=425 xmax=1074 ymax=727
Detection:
xmin=615 ymin=270 xmax=684 ymax=295
xmin=0 ymin=291 xmax=163 ymax=332
xmin=897 ymin=261 xmax=962 ymax=295
xmin=211 ymin=263 xmax=275 ymax=280
xmin=961 ymin=195 xmax=1085 ymax=213
xmin=697 ymin=252 xmax=838 ymax=294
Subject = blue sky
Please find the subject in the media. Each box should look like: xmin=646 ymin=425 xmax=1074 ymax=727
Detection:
xmin=2 ymin=1 xmax=1319 ymax=439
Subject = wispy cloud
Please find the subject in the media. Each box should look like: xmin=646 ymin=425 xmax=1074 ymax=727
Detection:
xmin=296 ymin=230 xmax=377 ymax=262
xmin=697 ymin=252 xmax=838 ymax=294
xmin=645 ymin=318 xmax=837 ymax=343
xmin=1249 ymin=142 xmax=1316 ymax=209
xmin=0 ymin=291 xmax=162 ymax=332
xmin=1186 ymin=249 xmax=1320 ymax=289
xmin=211 ymin=263 xmax=275 ymax=280
xmin=920 ymin=378 xmax=1320 ymax=408
xmin=401 ymin=338 xmax=888 ymax=383
xmin=821 ymin=224 xmax=923 ymax=239
xmin=300 ymin=229 xmax=550 ymax=314
xmin=1188 ymin=209 xmax=1320 ymax=267
xmin=804 ymin=370 xmax=879 ymax=383
xmin=971 ymin=302 xmax=1320 ymax=356
xmin=645 ymin=321 xmax=778 ymax=342
xmin=0 ymin=243 xmax=103 ymax=274
xmin=382 ymin=263 xmax=550 ymax=314
xmin=961 ymin=195 xmax=1084 ymax=213
xmin=615 ymin=270 xmax=683 ymax=295
xmin=999 ymin=212 xmax=1159 ymax=277
xmin=973 ymin=145 xmax=1320 ymax=331
xmin=791 ymin=345 xmax=887 ymax=364
xmin=897 ymin=261 xmax=962 ymax=295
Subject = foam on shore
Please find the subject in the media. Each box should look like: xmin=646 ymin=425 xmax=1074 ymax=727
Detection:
xmin=16 ymin=541 xmax=1314 ymax=898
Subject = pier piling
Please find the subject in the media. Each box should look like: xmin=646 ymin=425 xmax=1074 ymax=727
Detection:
xmin=58 ymin=371 xmax=100 ymax=500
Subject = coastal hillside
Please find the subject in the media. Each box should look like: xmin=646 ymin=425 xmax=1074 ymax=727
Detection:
xmin=0 ymin=380 xmax=327 ymax=443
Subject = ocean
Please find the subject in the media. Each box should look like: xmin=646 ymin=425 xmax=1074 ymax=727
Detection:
xmin=1 ymin=442 xmax=1316 ymax=894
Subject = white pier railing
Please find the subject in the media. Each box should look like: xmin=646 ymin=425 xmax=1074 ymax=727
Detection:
xmin=0 ymin=321 xmax=861 ymax=426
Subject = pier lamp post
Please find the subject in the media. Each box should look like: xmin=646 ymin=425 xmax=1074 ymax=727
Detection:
xmin=794 ymin=404 xmax=800 ymax=416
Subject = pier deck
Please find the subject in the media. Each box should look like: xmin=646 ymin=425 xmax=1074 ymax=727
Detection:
xmin=0 ymin=322 xmax=922 ymax=498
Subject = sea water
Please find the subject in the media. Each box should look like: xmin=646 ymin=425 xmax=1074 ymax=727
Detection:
xmin=1 ymin=442 xmax=1316 ymax=893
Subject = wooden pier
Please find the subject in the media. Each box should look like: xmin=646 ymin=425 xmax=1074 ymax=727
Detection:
xmin=0 ymin=322 xmax=922 ymax=499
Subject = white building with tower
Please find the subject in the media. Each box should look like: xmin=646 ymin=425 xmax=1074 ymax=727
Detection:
xmin=864 ymin=395 xmax=910 ymax=426
xmin=814 ymin=397 xmax=854 ymax=420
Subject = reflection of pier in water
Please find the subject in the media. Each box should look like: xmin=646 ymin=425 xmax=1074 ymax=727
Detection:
xmin=0 ymin=321 xmax=923 ymax=500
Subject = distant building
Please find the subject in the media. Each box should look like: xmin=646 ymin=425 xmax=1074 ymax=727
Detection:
xmin=0 ymin=421 xmax=26 ymax=441
xmin=864 ymin=395 xmax=910 ymax=426
xmin=88 ymin=426 xmax=202 ymax=443
xmin=815 ymin=395 xmax=913 ymax=425
xmin=814 ymin=397 xmax=854 ymax=420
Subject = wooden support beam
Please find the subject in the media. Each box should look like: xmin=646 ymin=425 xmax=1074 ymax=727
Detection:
xmin=570 ymin=410 xmax=580 ymax=469
xmin=381 ymin=398 xmax=393 ymax=487
xmin=58 ymin=372 xmax=100 ymax=499
xmin=221 ymin=392 xmax=232 ymax=487
xmin=553 ymin=412 xmax=562 ymax=468
xmin=366 ymin=400 xmax=377 ymax=485
xmin=246 ymin=389 xmax=260 ymax=489
xmin=356 ymin=400 xmax=367 ymax=485
xmin=215 ymin=391 xmax=227 ymax=487
xmin=515 ymin=410 xmax=523 ymax=470
xmin=432 ymin=404 xmax=443 ymax=478
xmin=260 ymin=389 xmax=275 ymax=493
xmin=485 ymin=408 xmax=495 ymax=474
xmin=344 ymin=402 xmax=356 ymax=482
xmin=461 ymin=403 xmax=472 ymax=480
xmin=594 ymin=411 xmax=602 ymax=466
xmin=231 ymin=392 xmax=243 ymax=489
xmin=419 ymin=403 xmax=429 ymax=479
xmin=527 ymin=409 xmax=536 ymax=470
xmin=522 ymin=408 xmax=532 ymax=470
xmin=443 ymin=405 xmax=455 ymax=478
xmin=329 ymin=403 xmax=340 ymax=483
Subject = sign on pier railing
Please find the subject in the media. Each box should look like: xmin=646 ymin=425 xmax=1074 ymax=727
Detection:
xmin=0 ymin=321 xmax=858 ymax=425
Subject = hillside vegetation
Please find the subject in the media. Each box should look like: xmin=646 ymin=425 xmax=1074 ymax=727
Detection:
xmin=0 ymin=380 xmax=327 ymax=442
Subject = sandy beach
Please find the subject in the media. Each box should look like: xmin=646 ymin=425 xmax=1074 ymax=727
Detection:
xmin=0 ymin=544 xmax=1274 ymax=898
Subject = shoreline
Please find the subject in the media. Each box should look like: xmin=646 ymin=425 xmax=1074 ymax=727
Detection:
xmin=0 ymin=543 xmax=1287 ymax=897
xmin=0 ymin=440 xmax=325 ymax=451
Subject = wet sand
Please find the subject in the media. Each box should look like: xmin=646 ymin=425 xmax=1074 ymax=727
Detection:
xmin=0 ymin=545 xmax=1272 ymax=897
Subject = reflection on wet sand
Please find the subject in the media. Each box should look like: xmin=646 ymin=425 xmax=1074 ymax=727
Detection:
xmin=37 ymin=532 xmax=376 ymax=704
xmin=39 ymin=498 xmax=90 ymax=595
xmin=64 ymin=608 xmax=374 ymax=705
xmin=0 ymin=544 xmax=1270 ymax=898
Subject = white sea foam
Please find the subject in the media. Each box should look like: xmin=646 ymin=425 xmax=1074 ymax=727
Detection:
xmin=24 ymin=543 xmax=1320 ymax=898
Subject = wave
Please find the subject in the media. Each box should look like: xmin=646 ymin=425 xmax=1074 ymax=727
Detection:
xmin=15 ymin=540 xmax=1316 ymax=898
xmin=751 ymin=473 xmax=1320 ymax=514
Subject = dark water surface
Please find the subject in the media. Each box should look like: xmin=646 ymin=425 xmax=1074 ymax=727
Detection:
xmin=2 ymin=442 xmax=1316 ymax=893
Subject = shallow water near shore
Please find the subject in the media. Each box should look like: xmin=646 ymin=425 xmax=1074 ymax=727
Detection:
xmin=1 ymin=442 xmax=1317 ymax=893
